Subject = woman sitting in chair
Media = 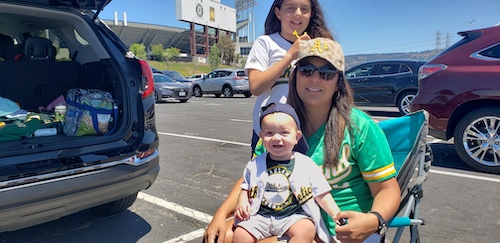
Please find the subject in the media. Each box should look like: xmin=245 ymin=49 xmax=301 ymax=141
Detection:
xmin=204 ymin=38 xmax=401 ymax=243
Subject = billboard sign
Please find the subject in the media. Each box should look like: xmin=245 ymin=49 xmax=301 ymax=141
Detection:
xmin=176 ymin=0 xmax=236 ymax=32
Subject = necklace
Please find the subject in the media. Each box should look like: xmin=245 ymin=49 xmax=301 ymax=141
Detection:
xmin=279 ymin=33 xmax=295 ymax=45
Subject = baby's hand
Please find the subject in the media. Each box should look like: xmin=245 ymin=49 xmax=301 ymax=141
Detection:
xmin=234 ymin=201 xmax=251 ymax=220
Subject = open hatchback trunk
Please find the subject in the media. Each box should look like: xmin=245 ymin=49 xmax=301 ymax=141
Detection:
xmin=0 ymin=0 xmax=160 ymax=232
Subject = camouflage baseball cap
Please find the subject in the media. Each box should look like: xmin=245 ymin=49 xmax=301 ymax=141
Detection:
xmin=297 ymin=38 xmax=345 ymax=72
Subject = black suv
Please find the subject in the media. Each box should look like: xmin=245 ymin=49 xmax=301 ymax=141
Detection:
xmin=0 ymin=0 xmax=159 ymax=232
xmin=345 ymin=60 xmax=426 ymax=115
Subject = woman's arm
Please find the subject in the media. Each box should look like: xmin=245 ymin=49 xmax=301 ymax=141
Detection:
xmin=334 ymin=178 xmax=400 ymax=242
xmin=203 ymin=177 xmax=243 ymax=243
xmin=368 ymin=177 xmax=401 ymax=224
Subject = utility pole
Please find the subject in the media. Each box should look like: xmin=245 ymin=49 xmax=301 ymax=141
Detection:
xmin=435 ymin=31 xmax=442 ymax=53
xmin=445 ymin=32 xmax=451 ymax=49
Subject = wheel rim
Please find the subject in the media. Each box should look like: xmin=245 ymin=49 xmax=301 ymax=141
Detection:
xmin=194 ymin=87 xmax=201 ymax=96
xmin=223 ymin=87 xmax=232 ymax=97
xmin=400 ymin=94 xmax=415 ymax=115
xmin=462 ymin=116 xmax=500 ymax=167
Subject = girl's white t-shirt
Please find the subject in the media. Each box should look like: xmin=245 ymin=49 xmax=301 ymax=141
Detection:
xmin=245 ymin=32 xmax=295 ymax=134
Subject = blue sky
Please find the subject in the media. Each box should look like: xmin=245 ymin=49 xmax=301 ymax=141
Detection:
xmin=99 ymin=0 xmax=500 ymax=55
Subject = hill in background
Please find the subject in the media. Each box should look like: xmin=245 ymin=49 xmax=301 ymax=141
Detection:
xmin=345 ymin=49 xmax=439 ymax=70
xmin=150 ymin=49 xmax=441 ymax=77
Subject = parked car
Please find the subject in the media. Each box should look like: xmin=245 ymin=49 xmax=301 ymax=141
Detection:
xmin=151 ymin=67 xmax=163 ymax=74
xmin=192 ymin=68 xmax=252 ymax=98
xmin=153 ymin=73 xmax=191 ymax=103
xmin=186 ymin=73 xmax=206 ymax=81
xmin=0 ymin=0 xmax=159 ymax=232
xmin=161 ymin=70 xmax=193 ymax=87
xmin=410 ymin=25 xmax=500 ymax=174
xmin=345 ymin=59 xmax=426 ymax=115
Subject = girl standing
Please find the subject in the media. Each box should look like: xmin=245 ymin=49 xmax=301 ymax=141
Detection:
xmin=246 ymin=0 xmax=332 ymax=157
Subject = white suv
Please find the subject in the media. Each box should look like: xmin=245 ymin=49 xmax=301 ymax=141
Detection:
xmin=192 ymin=68 xmax=252 ymax=98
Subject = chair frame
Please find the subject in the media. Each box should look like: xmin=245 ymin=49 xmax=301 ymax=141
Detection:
xmin=379 ymin=110 xmax=432 ymax=243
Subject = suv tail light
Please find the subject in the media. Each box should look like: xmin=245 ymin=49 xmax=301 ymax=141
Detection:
xmin=419 ymin=64 xmax=447 ymax=80
xmin=233 ymin=76 xmax=245 ymax=80
xmin=139 ymin=60 xmax=155 ymax=99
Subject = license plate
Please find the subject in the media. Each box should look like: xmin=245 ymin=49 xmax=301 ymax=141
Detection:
xmin=179 ymin=91 xmax=186 ymax=96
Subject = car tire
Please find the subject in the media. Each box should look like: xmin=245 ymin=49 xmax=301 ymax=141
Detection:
xmin=179 ymin=99 xmax=188 ymax=103
xmin=154 ymin=91 xmax=161 ymax=103
xmin=397 ymin=90 xmax=416 ymax=115
xmin=222 ymin=85 xmax=233 ymax=97
xmin=453 ymin=107 xmax=500 ymax=173
xmin=244 ymin=91 xmax=252 ymax=98
xmin=91 ymin=192 xmax=138 ymax=215
xmin=193 ymin=86 xmax=202 ymax=97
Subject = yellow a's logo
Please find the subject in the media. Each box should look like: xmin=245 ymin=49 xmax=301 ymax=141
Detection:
xmin=310 ymin=39 xmax=329 ymax=53
xmin=249 ymin=186 xmax=258 ymax=199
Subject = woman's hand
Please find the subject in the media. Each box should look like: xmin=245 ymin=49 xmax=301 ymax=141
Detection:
xmin=203 ymin=213 xmax=229 ymax=243
xmin=334 ymin=211 xmax=379 ymax=243
xmin=203 ymin=177 xmax=244 ymax=243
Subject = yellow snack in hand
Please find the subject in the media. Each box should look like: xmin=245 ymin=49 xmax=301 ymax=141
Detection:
xmin=293 ymin=30 xmax=300 ymax=39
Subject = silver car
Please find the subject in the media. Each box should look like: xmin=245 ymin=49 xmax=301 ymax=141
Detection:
xmin=153 ymin=73 xmax=192 ymax=103
xmin=192 ymin=68 xmax=252 ymax=98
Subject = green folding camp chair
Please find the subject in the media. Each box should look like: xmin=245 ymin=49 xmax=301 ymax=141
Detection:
xmin=378 ymin=110 xmax=432 ymax=243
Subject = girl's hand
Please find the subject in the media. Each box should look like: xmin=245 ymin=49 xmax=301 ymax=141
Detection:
xmin=286 ymin=32 xmax=311 ymax=60
xmin=334 ymin=211 xmax=379 ymax=242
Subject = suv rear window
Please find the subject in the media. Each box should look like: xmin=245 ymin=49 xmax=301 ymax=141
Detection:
xmin=479 ymin=43 xmax=500 ymax=59
xmin=236 ymin=70 xmax=246 ymax=77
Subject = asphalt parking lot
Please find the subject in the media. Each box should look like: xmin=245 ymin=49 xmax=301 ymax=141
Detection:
xmin=1 ymin=96 xmax=500 ymax=243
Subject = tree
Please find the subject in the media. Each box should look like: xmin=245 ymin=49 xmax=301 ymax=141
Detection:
xmin=151 ymin=44 xmax=165 ymax=61
xmin=165 ymin=47 xmax=181 ymax=62
xmin=209 ymin=44 xmax=221 ymax=69
xmin=129 ymin=43 xmax=146 ymax=59
xmin=217 ymin=33 xmax=235 ymax=65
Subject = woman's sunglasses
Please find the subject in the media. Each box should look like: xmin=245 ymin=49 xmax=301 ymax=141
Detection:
xmin=297 ymin=64 xmax=339 ymax=81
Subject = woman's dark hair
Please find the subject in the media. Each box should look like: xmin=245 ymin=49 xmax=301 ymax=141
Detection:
xmin=288 ymin=61 xmax=354 ymax=168
xmin=264 ymin=0 xmax=333 ymax=39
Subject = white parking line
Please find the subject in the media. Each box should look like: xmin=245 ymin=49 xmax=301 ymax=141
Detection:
xmin=230 ymin=119 xmax=252 ymax=123
xmin=163 ymin=229 xmax=205 ymax=243
xmin=429 ymin=169 xmax=500 ymax=183
xmin=158 ymin=132 xmax=250 ymax=147
xmin=138 ymin=192 xmax=213 ymax=224
xmin=152 ymin=132 xmax=500 ymax=243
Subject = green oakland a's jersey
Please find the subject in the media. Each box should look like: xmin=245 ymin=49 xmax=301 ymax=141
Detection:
xmin=254 ymin=107 xmax=396 ymax=235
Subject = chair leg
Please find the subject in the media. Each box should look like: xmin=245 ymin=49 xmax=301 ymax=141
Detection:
xmin=409 ymin=225 xmax=420 ymax=243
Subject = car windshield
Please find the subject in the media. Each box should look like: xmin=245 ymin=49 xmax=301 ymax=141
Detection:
xmin=155 ymin=75 xmax=174 ymax=83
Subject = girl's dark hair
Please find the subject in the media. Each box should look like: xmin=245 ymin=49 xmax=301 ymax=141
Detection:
xmin=264 ymin=0 xmax=333 ymax=39
xmin=288 ymin=63 xmax=354 ymax=168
